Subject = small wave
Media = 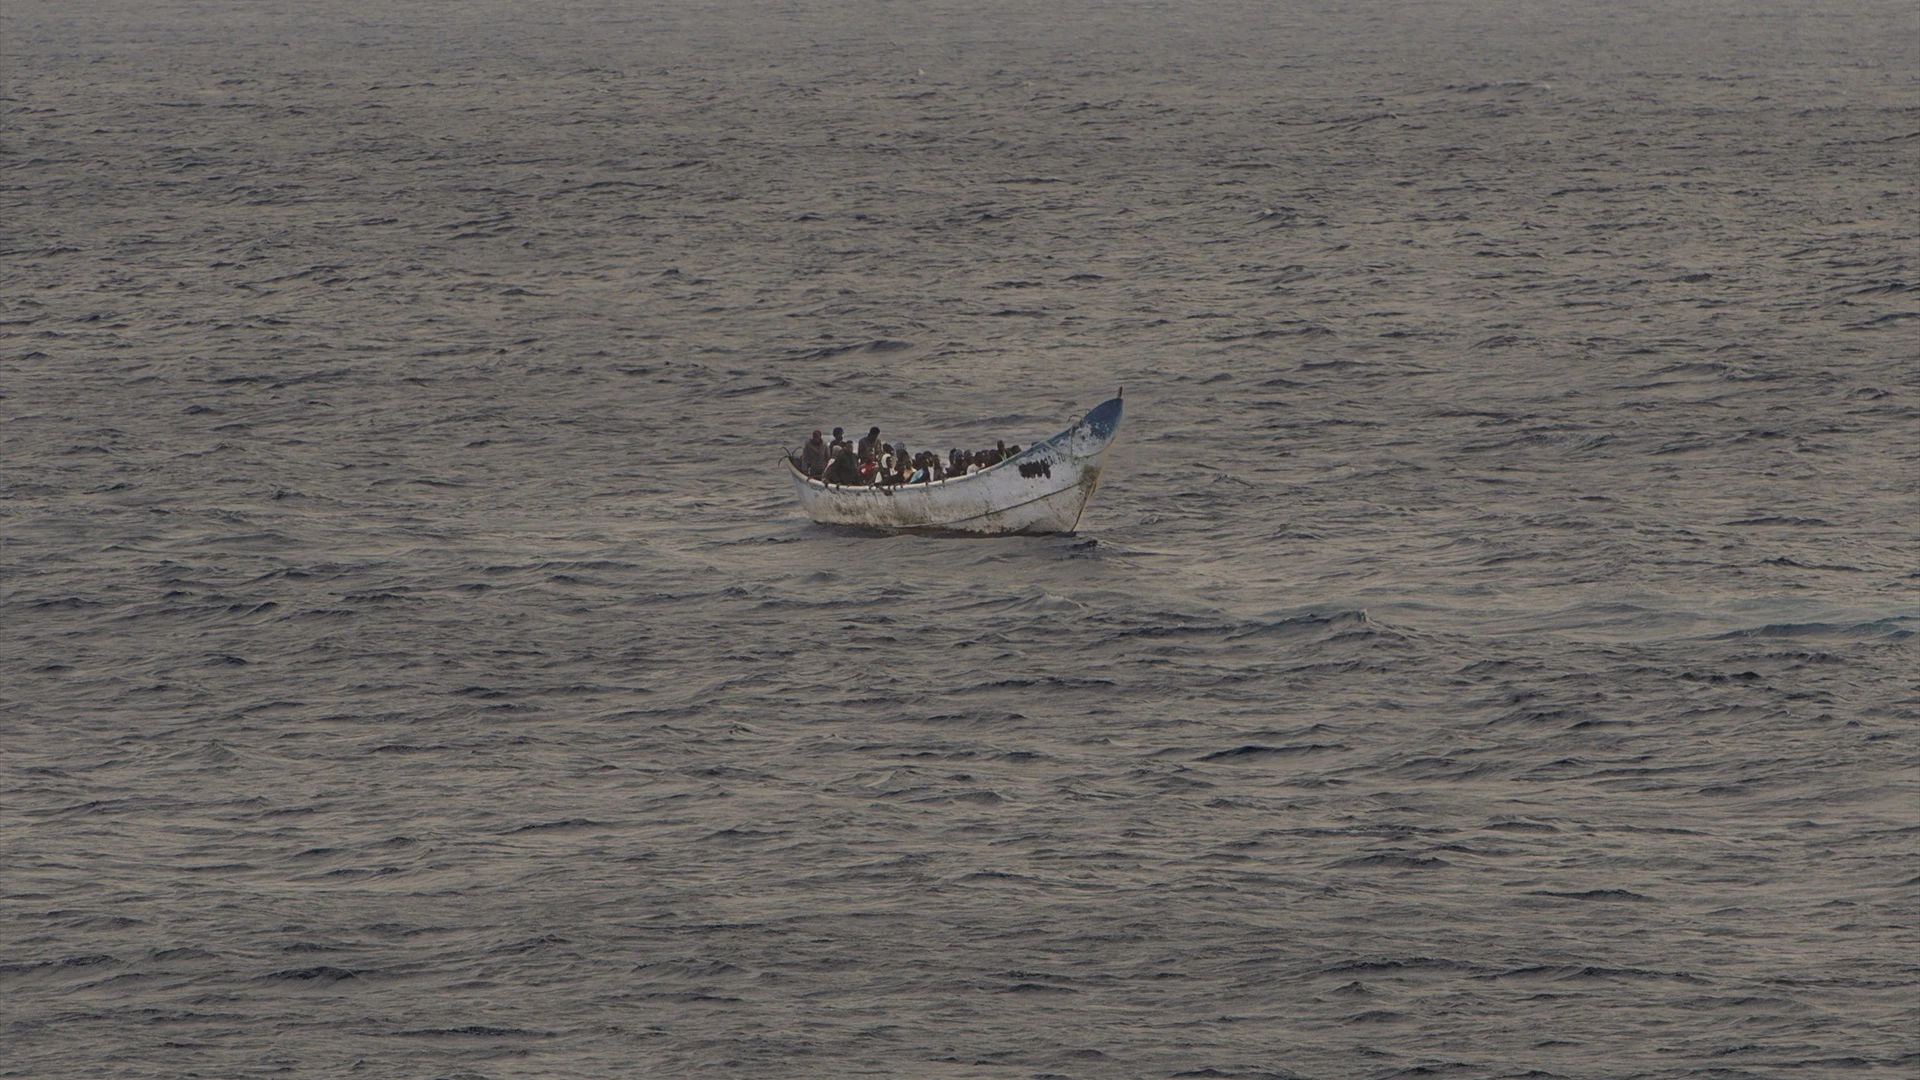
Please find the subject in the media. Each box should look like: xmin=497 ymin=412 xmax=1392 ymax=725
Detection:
xmin=1197 ymin=743 xmax=1346 ymax=761
xmin=785 ymin=338 xmax=914 ymax=361
xmin=1482 ymin=964 xmax=1706 ymax=983
xmin=1213 ymin=324 xmax=1335 ymax=342
xmin=260 ymin=965 xmax=359 ymax=981
xmin=1842 ymin=311 xmax=1920 ymax=330
xmin=392 ymin=1025 xmax=553 ymax=1037
xmin=1483 ymin=820 xmax=1559 ymax=833
xmin=1713 ymin=617 xmax=1913 ymax=641
xmin=29 ymin=596 xmax=106 ymax=610
xmin=0 ymin=954 xmax=119 ymax=975
xmin=506 ymin=818 xmax=600 ymax=832
xmin=1621 ymin=360 xmax=1759 ymax=385
xmin=1330 ymin=853 xmax=1451 ymax=869
xmin=1722 ymin=515 xmax=1834 ymax=527
xmin=1764 ymin=556 xmax=1864 ymax=571
xmin=1322 ymin=956 xmax=1476 ymax=974
xmin=1449 ymin=79 xmax=1553 ymax=92
xmin=1224 ymin=609 xmax=1376 ymax=641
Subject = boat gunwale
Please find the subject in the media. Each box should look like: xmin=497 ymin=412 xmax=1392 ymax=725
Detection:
xmin=784 ymin=448 xmax=1041 ymax=493
xmin=794 ymin=478 xmax=1096 ymax=534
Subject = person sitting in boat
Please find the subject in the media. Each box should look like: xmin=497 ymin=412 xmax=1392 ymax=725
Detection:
xmin=822 ymin=444 xmax=860 ymax=485
xmin=857 ymin=426 xmax=882 ymax=461
xmin=829 ymin=427 xmax=849 ymax=456
xmin=799 ymin=430 xmax=828 ymax=478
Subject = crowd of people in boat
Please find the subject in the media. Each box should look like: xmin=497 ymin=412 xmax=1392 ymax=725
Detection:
xmin=792 ymin=426 xmax=1022 ymax=487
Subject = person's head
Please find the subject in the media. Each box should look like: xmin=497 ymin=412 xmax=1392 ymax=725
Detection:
xmin=811 ymin=429 xmax=822 ymax=441
xmin=868 ymin=426 xmax=880 ymax=437
xmin=832 ymin=426 xmax=843 ymax=439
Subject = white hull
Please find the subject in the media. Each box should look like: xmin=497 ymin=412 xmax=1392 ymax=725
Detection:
xmin=789 ymin=397 xmax=1122 ymax=535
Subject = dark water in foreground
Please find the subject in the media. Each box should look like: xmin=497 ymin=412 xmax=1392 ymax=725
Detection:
xmin=3 ymin=2 xmax=1916 ymax=1076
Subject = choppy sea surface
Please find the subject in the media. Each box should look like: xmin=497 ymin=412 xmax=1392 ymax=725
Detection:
xmin=4 ymin=2 xmax=1916 ymax=1077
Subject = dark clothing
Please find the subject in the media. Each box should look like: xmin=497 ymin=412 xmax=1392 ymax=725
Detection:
xmin=799 ymin=436 xmax=828 ymax=477
xmin=822 ymin=449 xmax=860 ymax=485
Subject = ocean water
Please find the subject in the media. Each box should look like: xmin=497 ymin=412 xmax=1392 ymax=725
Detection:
xmin=3 ymin=1 xmax=1916 ymax=1077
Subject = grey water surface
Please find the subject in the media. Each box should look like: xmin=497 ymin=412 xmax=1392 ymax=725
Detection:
xmin=3 ymin=1 xmax=1917 ymax=1077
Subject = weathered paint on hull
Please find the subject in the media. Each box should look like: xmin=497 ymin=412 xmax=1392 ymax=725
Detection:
xmin=789 ymin=396 xmax=1121 ymax=535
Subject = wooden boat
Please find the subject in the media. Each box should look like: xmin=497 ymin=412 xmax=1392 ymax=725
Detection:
xmin=787 ymin=395 xmax=1123 ymax=534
